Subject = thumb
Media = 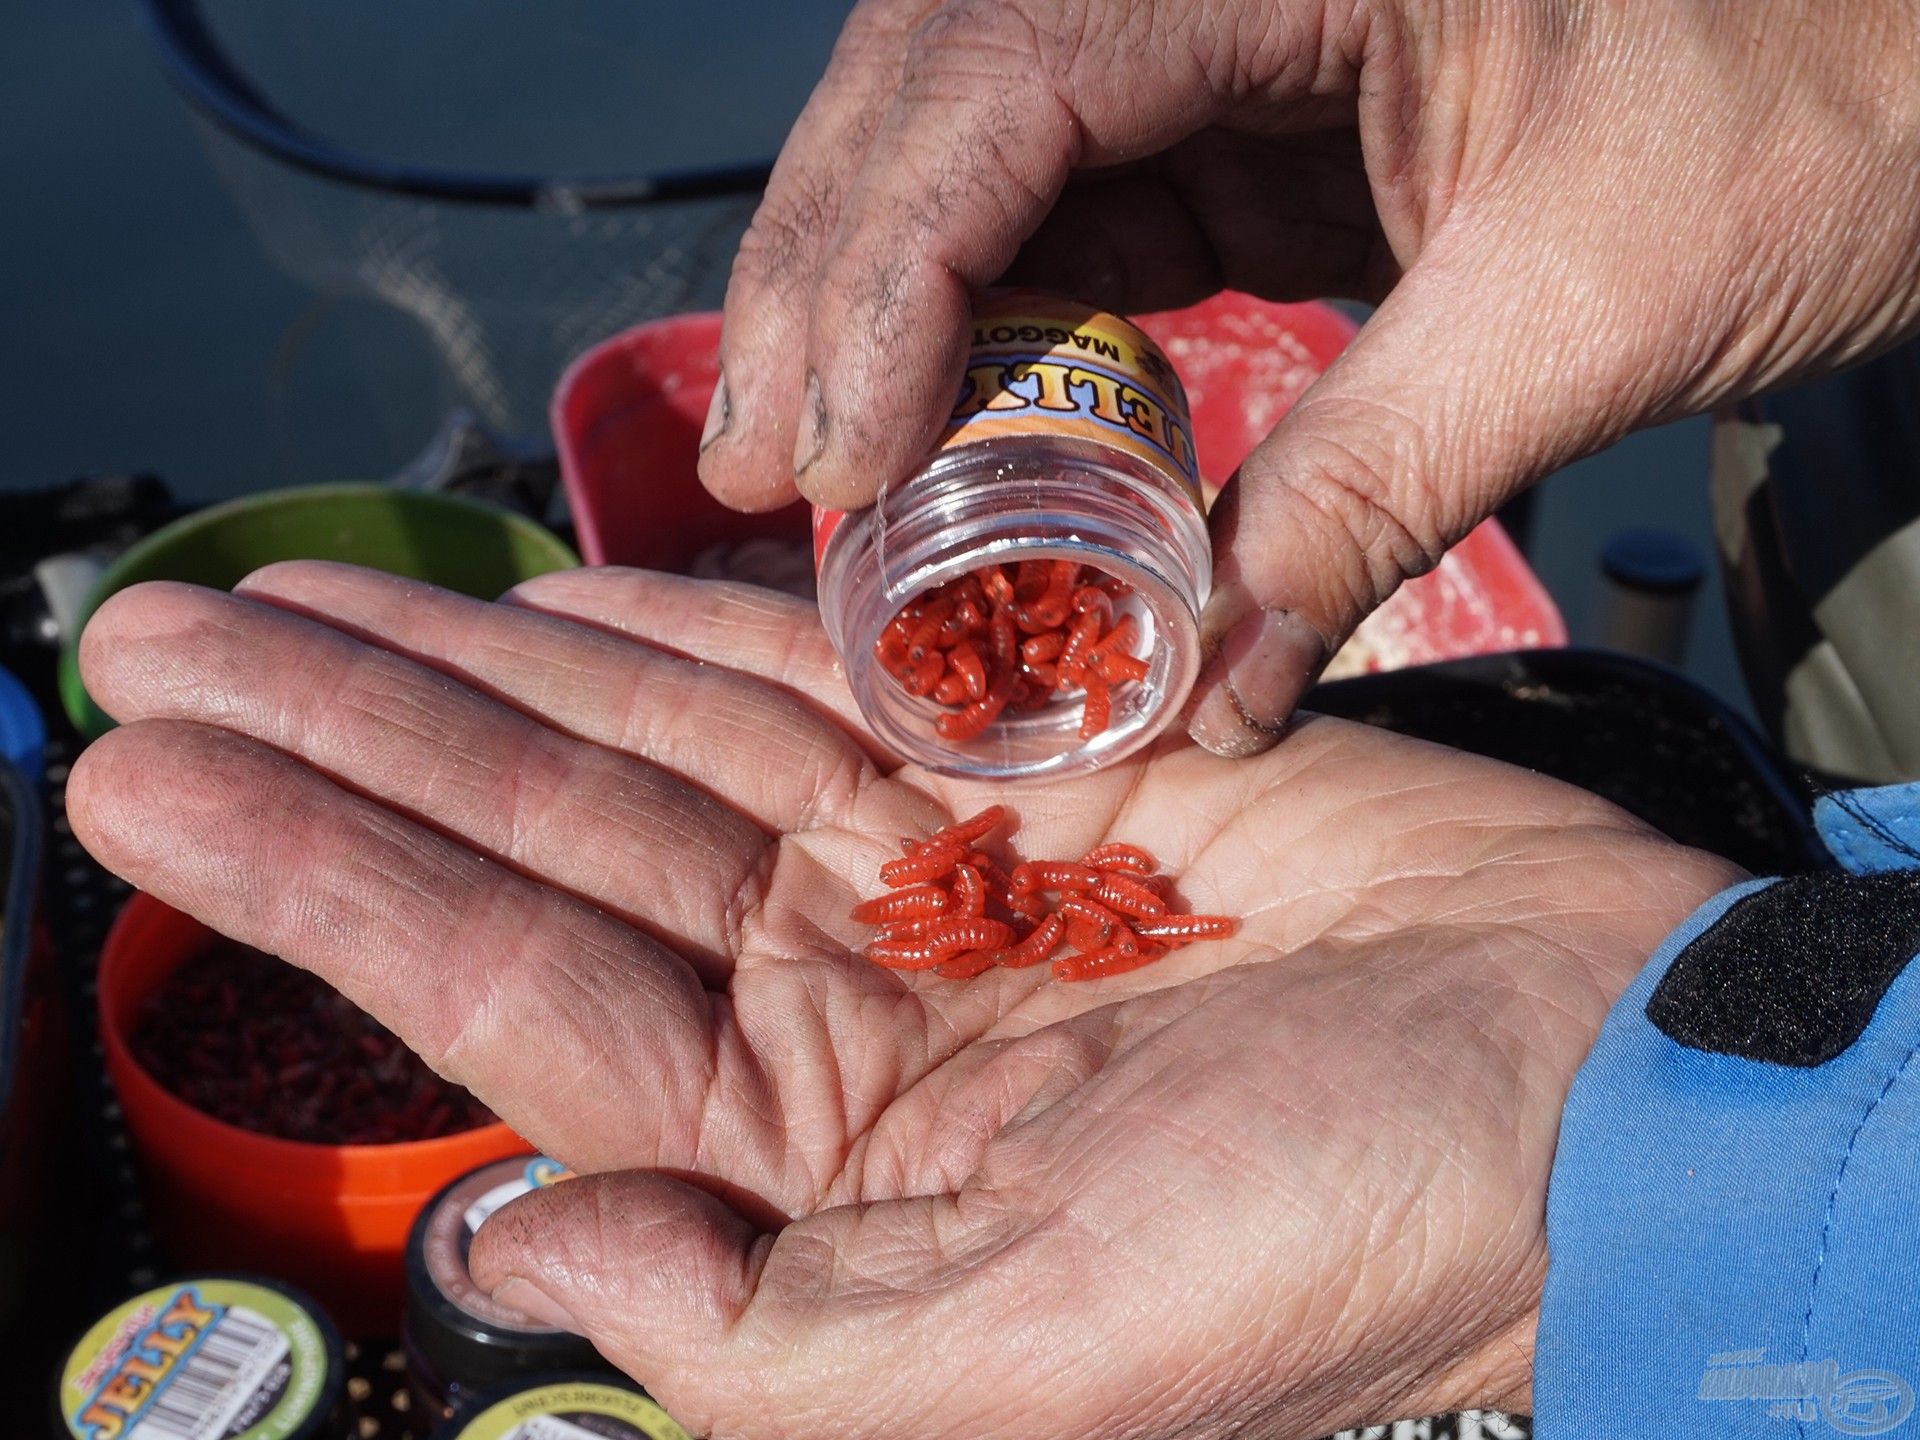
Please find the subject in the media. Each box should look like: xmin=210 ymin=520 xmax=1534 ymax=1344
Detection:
xmin=467 ymin=1169 xmax=1003 ymax=1438
xmin=1186 ymin=258 xmax=1609 ymax=756
xmin=467 ymin=1171 xmax=766 ymax=1410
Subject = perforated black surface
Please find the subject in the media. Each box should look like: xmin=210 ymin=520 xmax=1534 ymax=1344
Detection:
xmin=36 ymin=733 xmax=427 ymax=1437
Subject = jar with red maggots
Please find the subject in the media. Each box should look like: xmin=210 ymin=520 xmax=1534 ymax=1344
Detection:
xmin=814 ymin=293 xmax=1211 ymax=780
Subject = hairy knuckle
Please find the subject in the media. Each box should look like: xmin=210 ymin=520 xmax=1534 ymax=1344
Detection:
xmin=970 ymin=93 xmax=1059 ymax=211
xmin=832 ymin=0 xmax=930 ymax=64
xmin=877 ymin=15 xmax=1075 ymax=256
xmin=908 ymin=0 xmax=1055 ymax=79
xmin=735 ymin=169 xmax=840 ymax=295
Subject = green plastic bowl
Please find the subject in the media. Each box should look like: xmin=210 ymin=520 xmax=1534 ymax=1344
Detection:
xmin=60 ymin=484 xmax=578 ymax=739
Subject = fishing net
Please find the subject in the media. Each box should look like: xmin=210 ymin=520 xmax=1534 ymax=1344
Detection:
xmin=202 ymin=130 xmax=753 ymax=437
xmin=148 ymin=0 xmax=830 ymax=440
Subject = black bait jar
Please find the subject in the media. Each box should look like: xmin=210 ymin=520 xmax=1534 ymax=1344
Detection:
xmin=403 ymin=1154 xmax=610 ymax=1424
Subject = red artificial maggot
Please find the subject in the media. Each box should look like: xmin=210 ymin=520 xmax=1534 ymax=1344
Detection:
xmin=873 ymin=561 xmax=1147 ymax=747
xmin=849 ymin=884 xmax=950 ymax=924
xmin=1081 ymin=842 xmax=1154 ymax=874
xmin=869 ymin=918 xmax=1015 ymax=970
xmin=850 ymin=808 xmax=1237 ymax=983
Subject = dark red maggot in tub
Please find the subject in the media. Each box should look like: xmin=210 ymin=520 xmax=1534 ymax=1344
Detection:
xmin=132 ymin=940 xmax=496 ymax=1144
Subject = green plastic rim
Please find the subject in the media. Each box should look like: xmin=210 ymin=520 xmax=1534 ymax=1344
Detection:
xmin=60 ymin=484 xmax=578 ymax=739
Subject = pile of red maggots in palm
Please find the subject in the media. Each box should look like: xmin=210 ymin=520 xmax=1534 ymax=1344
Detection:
xmin=872 ymin=560 xmax=1148 ymax=743
xmin=850 ymin=806 xmax=1237 ymax=981
xmin=132 ymin=939 xmax=496 ymax=1145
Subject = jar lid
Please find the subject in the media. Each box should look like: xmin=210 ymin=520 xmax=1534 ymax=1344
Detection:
xmin=431 ymin=1374 xmax=693 ymax=1440
xmin=1600 ymin=527 xmax=1706 ymax=596
xmin=52 ymin=1274 xmax=344 ymax=1440
xmin=405 ymin=1155 xmax=603 ymax=1392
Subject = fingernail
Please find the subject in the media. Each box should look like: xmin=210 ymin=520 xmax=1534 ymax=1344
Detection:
xmin=699 ymin=373 xmax=730 ymax=452
xmin=1186 ymin=608 xmax=1327 ymax=757
xmin=1222 ymin=607 xmax=1327 ymax=721
xmin=793 ymin=369 xmax=826 ymax=476
xmin=491 ymin=1277 xmax=584 ymax=1334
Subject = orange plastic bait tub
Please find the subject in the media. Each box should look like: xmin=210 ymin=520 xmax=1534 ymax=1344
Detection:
xmin=98 ymin=893 xmax=528 ymax=1333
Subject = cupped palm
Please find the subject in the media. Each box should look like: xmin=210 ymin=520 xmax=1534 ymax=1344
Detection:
xmin=69 ymin=562 xmax=1741 ymax=1439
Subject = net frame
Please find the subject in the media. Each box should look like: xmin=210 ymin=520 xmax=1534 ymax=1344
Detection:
xmin=143 ymin=0 xmax=772 ymax=438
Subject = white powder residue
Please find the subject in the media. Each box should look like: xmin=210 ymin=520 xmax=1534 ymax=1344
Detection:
xmin=1161 ymin=322 xmax=1325 ymax=455
xmin=1323 ymin=550 xmax=1551 ymax=679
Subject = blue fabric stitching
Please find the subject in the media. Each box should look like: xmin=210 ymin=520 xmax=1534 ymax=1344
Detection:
xmin=1824 ymin=791 xmax=1920 ymax=869
xmin=1795 ymin=1038 xmax=1920 ymax=1440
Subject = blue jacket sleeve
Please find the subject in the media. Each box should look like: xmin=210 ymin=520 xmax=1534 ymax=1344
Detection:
xmin=1534 ymin=782 xmax=1920 ymax=1439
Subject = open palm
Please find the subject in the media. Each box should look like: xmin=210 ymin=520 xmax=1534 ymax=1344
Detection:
xmin=69 ymin=562 xmax=1741 ymax=1439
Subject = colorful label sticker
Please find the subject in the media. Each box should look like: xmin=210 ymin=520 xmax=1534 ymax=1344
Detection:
xmin=426 ymin=1154 xmax=576 ymax=1333
xmin=943 ymin=298 xmax=1198 ymax=486
xmin=461 ymin=1154 xmax=574 ymax=1235
xmin=449 ymin=1383 xmax=692 ymax=1440
xmin=811 ymin=294 xmax=1200 ymax=568
xmin=59 ymin=1280 xmax=330 ymax=1440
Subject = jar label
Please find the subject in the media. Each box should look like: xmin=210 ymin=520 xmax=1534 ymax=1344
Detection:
xmin=461 ymin=1154 xmax=574 ymax=1235
xmin=425 ymin=1154 xmax=577 ymax=1334
xmin=812 ymin=293 xmax=1200 ymax=567
xmin=943 ymin=295 xmax=1199 ymax=485
xmin=59 ymin=1280 xmax=330 ymax=1440
xmin=448 ymin=1383 xmax=692 ymax=1440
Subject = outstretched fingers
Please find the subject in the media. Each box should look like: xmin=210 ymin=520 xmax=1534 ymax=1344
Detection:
xmin=80 ymin=579 xmax=780 ymax=973
xmin=67 ymin=720 xmax=722 ymax=1172
xmin=237 ymin=561 xmax=878 ymax=835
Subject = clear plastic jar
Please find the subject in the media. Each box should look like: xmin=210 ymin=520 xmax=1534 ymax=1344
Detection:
xmin=814 ymin=295 xmax=1211 ymax=780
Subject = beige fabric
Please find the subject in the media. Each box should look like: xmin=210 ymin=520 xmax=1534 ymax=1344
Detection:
xmin=1710 ymin=414 xmax=1920 ymax=784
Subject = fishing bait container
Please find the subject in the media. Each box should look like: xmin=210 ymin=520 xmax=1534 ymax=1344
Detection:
xmin=52 ymin=1274 xmax=348 ymax=1440
xmin=97 ymin=893 xmax=527 ymax=1336
xmin=556 ymin=295 xmax=1564 ymax=716
xmin=813 ymin=294 xmax=1212 ymax=780
xmin=58 ymin=484 xmax=579 ymax=741
xmin=403 ymin=1155 xmax=609 ymax=1423
xmin=430 ymin=1374 xmax=692 ymax=1440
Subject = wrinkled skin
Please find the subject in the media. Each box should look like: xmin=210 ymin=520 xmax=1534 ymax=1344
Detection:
xmin=69 ymin=563 xmax=1742 ymax=1438
xmin=695 ymin=0 xmax=1920 ymax=753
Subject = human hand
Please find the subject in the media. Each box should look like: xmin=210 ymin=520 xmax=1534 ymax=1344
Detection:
xmin=69 ymin=563 xmax=1742 ymax=1438
xmin=695 ymin=0 xmax=1920 ymax=754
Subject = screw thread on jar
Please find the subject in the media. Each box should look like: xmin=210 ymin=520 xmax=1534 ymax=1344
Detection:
xmin=818 ymin=429 xmax=1209 ymax=780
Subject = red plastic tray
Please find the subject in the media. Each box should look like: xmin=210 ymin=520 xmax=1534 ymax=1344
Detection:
xmin=552 ymin=296 xmax=1565 ymax=674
